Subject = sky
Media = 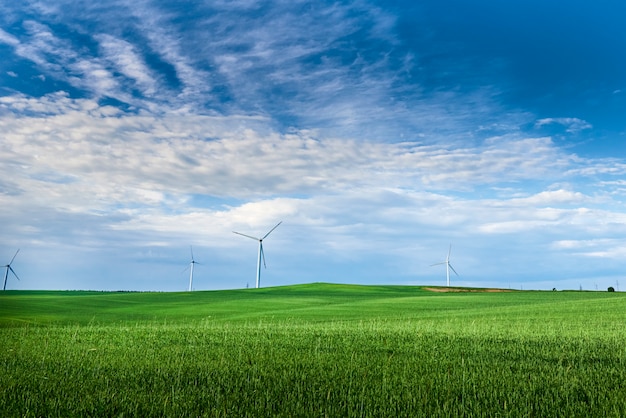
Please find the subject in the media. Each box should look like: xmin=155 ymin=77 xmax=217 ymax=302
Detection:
xmin=1 ymin=0 xmax=626 ymax=292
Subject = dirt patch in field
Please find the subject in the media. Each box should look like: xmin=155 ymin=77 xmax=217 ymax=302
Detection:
xmin=423 ymin=287 xmax=512 ymax=293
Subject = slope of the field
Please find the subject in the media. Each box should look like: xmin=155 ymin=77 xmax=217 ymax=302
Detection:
xmin=3 ymin=283 xmax=626 ymax=416
xmin=1 ymin=282 xmax=623 ymax=328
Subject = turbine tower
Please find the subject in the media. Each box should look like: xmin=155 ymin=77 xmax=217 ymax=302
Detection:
xmin=2 ymin=249 xmax=20 ymax=291
xmin=233 ymin=221 xmax=282 ymax=289
xmin=431 ymin=244 xmax=458 ymax=287
xmin=184 ymin=246 xmax=200 ymax=291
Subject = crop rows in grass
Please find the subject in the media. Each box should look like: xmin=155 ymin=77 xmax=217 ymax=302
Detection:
xmin=3 ymin=316 xmax=626 ymax=417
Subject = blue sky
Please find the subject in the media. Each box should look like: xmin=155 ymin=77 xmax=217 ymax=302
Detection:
xmin=1 ymin=0 xmax=626 ymax=291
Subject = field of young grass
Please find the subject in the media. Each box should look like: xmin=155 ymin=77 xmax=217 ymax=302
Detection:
xmin=2 ymin=283 xmax=626 ymax=417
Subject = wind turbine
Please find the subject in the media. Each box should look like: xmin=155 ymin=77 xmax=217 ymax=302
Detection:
xmin=2 ymin=249 xmax=20 ymax=291
xmin=233 ymin=221 xmax=282 ymax=289
xmin=431 ymin=244 xmax=458 ymax=287
xmin=183 ymin=246 xmax=200 ymax=291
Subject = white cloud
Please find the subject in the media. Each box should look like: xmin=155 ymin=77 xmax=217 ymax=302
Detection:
xmin=0 ymin=94 xmax=592 ymax=217
xmin=0 ymin=0 xmax=527 ymax=141
xmin=95 ymin=34 xmax=160 ymax=97
xmin=552 ymin=239 xmax=626 ymax=259
xmin=0 ymin=28 xmax=19 ymax=46
xmin=6 ymin=20 xmax=130 ymax=102
xmin=535 ymin=117 xmax=592 ymax=133
xmin=121 ymin=1 xmax=214 ymax=105
xmin=1 ymin=93 xmax=625 ymax=273
xmin=507 ymin=189 xmax=587 ymax=206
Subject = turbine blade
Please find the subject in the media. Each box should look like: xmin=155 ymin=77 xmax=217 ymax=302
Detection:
xmin=449 ymin=264 xmax=459 ymax=276
xmin=430 ymin=262 xmax=445 ymax=266
xmin=9 ymin=266 xmax=19 ymax=281
xmin=233 ymin=231 xmax=260 ymax=241
xmin=262 ymin=221 xmax=282 ymax=240
xmin=190 ymin=245 xmax=195 ymax=261
xmin=9 ymin=249 xmax=19 ymax=266
xmin=447 ymin=244 xmax=452 ymax=259
xmin=260 ymin=243 xmax=267 ymax=268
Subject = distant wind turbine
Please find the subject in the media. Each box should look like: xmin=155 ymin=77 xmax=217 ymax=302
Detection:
xmin=2 ymin=249 xmax=20 ymax=291
xmin=431 ymin=244 xmax=458 ymax=287
xmin=183 ymin=246 xmax=200 ymax=291
xmin=233 ymin=221 xmax=282 ymax=289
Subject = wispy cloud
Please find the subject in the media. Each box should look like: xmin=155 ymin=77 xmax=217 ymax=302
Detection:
xmin=535 ymin=117 xmax=592 ymax=133
xmin=0 ymin=95 xmax=595 ymax=211
xmin=0 ymin=0 xmax=530 ymax=142
xmin=552 ymin=239 xmax=626 ymax=259
xmin=1 ymin=94 xmax=624 ymax=252
xmin=94 ymin=34 xmax=160 ymax=97
xmin=3 ymin=20 xmax=138 ymax=105
xmin=0 ymin=28 xmax=19 ymax=46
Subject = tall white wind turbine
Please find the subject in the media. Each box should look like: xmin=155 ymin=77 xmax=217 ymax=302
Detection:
xmin=184 ymin=246 xmax=200 ymax=291
xmin=431 ymin=244 xmax=458 ymax=287
xmin=233 ymin=221 xmax=282 ymax=289
xmin=2 ymin=249 xmax=20 ymax=291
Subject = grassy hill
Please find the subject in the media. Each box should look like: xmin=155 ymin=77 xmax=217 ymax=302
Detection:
xmin=2 ymin=283 xmax=626 ymax=417
xmin=0 ymin=283 xmax=443 ymax=325
xmin=1 ymin=282 xmax=620 ymax=327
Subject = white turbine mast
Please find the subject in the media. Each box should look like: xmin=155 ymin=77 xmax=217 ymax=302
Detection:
xmin=430 ymin=244 xmax=458 ymax=287
xmin=2 ymin=249 xmax=20 ymax=291
xmin=233 ymin=221 xmax=282 ymax=289
xmin=183 ymin=246 xmax=200 ymax=291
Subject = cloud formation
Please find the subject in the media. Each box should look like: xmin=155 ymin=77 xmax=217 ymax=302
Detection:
xmin=1 ymin=0 xmax=625 ymax=291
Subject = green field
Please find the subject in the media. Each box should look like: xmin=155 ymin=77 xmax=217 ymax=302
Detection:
xmin=2 ymin=283 xmax=626 ymax=417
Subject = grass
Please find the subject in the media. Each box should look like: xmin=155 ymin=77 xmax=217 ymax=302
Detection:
xmin=2 ymin=283 xmax=626 ymax=416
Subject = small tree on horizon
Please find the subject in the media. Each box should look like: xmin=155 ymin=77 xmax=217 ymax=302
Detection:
xmin=608 ymin=286 xmax=615 ymax=292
